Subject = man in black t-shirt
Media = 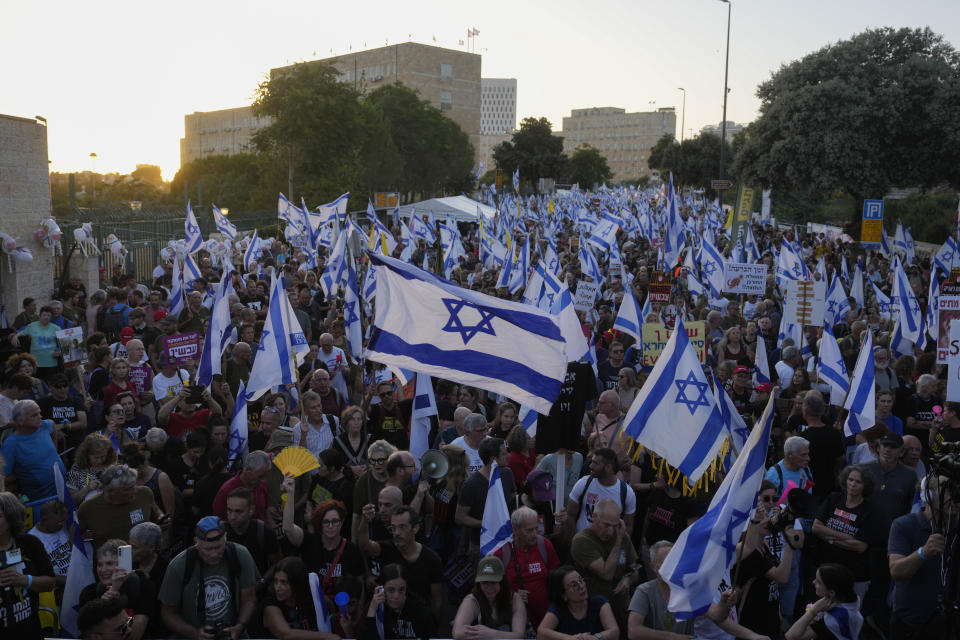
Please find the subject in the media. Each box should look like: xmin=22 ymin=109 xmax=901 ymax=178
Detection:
xmin=366 ymin=381 xmax=412 ymax=450
xmin=596 ymin=341 xmax=626 ymax=391
xmin=797 ymin=393 xmax=845 ymax=500
xmin=906 ymin=374 xmax=942 ymax=452
xmin=38 ymin=373 xmax=87 ymax=452
xmin=930 ymin=401 xmax=960 ymax=453
xmin=223 ymin=487 xmax=280 ymax=575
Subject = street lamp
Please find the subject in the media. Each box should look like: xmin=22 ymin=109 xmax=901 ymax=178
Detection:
xmin=677 ymin=88 xmax=686 ymax=143
xmin=718 ymin=0 xmax=731 ymax=202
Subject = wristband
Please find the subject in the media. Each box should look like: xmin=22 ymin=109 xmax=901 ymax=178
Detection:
xmin=918 ymin=546 xmax=925 ymax=560
xmin=26 ymin=574 xmax=33 ymax=589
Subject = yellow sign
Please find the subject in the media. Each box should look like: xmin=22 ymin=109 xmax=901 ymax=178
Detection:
xmin=374 ymin=192 xmax=399 ymax=209
xmin=640 ymin=321 xmax=706 ymax=367
xmin=861 ymin=219 xmax=882 ymax=245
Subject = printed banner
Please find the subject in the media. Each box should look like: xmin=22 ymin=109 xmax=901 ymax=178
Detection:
xmin=56 ymin=327 xmax=86 ymax=368
xmin=163 ymin=331 xmax=201 ymax=365
xmin=723 ymin=262 xmax=767 ymax=295
xmin=640 ymin=321 xmax=706 ymax=367
xmin=573 ymin=280 xmax=600 ymax=312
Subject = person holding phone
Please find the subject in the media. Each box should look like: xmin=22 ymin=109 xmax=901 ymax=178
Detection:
xmin=360 ymin=563 xmax=436 ymax=640
xmin=78 ymin=539 xmax=154 ymax=640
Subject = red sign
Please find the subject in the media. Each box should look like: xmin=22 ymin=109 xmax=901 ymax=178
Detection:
xmin=648 ymin=270 xmax=672 ymax=303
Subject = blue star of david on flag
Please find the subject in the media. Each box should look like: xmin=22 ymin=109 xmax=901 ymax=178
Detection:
xmin=344 ymin=300 xmax=360 ymax=325
xmin=257 ymin=329 xmax=271 ymax=351
xmin=792 ymin=263 xmax=802 ymax=276
xmin=674 ymin=370 xmax=711 ymax=415
xmin=228 ymin=432 xmax=247 ymax=459
xmin=701 ymin=261 xmax=717 ymax=277
xmin=441 ymin=298 xmax=497 ymax=344
xmin=720 ymin=506 xmax=751 ymax=563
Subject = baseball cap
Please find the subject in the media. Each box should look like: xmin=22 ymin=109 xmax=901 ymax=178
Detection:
xmin=526 ymin=469 xmax=556 ymax=502
xmin=879 ymin=433 xmax=904 ymax=448
xmin=153 ymin=309 xmax=169 ymax=322
xmin=50 ymin=373 xmax=69 ymax=386
xmin=120 ymin=327 xmax=135 ymax=344
xmin=734 ymin=365 xmax=751 ymax=375
xmin=266 ymin=426 xmax=295 ymax=451
xmin=475 ymin=556 xmax=505 ymax=583
xmin=194 ymin=516 xmax=225 ymax=540
xmin=753 ymin=383 xmax=772 ymax=393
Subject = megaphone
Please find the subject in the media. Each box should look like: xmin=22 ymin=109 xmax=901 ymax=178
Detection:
xmin=421 ymin=450 xmax=450 ymax=479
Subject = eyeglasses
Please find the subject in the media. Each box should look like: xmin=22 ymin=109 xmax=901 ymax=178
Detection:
xmin=110 ymin=409 xmax=125 ymax=415
xmin=564 ymin=578 xmax=586 ymax=589
xmin=322 ymin=518 xmax=342 ymax=527
xmin=370 ymin=458 xmax=387 ymax=465
xmin=100 ymin=616 xmax=133 ymax=637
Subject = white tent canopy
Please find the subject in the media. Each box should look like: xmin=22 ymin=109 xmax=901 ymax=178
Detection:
xmin=396 ymin=195 xmax=495 ymax=225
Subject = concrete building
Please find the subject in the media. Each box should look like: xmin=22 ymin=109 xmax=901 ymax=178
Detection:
xmin=481 ymin=78 xmax=516 ymax=135
xmin=561 ymin=106 xmax=677 ymax=182
xmin=699 ymin=120 xmax=745 ymax=144
xmin=180 ymin=106 xmax=269 ymax=167
xmin=273 ymin=42 xmax=482 ymax=166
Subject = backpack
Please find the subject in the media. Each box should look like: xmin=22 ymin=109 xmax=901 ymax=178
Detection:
xmin=499 ymin=537 xmax=548 ymax=590
xmin=575 ymin=476 xmax=629 ymax=523
xmin=180 ymin=541 xmax=242 ymax=619
xmin=100 ymin=304 xmax=128 ymax=341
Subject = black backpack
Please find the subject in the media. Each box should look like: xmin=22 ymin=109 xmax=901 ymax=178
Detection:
xmin=180 ymin=541 xmax=242 ymax=620
xmin=100 ymin=304 xmax=128 ymax=341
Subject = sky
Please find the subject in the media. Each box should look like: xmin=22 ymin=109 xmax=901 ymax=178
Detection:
xmin=2 ymin=0 xmax=959 ymax=182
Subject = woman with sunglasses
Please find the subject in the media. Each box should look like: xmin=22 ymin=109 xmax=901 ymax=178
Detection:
xmin=351 ymin=440 xmax=397 ymax=538
xmin=537 ymin=565 xmax=618 ymax=640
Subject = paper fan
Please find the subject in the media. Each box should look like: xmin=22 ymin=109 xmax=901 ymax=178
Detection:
xmin=272 ymin=446 xmax=319 ymax=477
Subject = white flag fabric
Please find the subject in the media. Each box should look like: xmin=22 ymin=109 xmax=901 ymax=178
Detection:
xmin=169 ymin=255 xmax=185 ymax=317
xmin=612 ymin=282 xmax=644 ymax=341
xmin=892 ymin=256 xmax=925 ymax=347
xmin=366 ymin=254 xmax=567 ymax=414
xmin=228 ymin=381 xmax=249 ymax=460
xmin=817 ymin=324 xmax=850 ymax=406
xmin=185 ymin=201 xmax=204 ymax=254
xmin=409 ymin=373 xmax=437 ymax=462
xmin=849 ymin=262 xmax=864 ymax=310
xmin=824 ymin=601 xmax=863 ymax=640
xmin=195 ymin=269 xmax=234 ymax=386
xmin=244 ymin=229 xmax=261 ymax=273
xmin=309 ymin=572 xmax=332 ymax=632
xmin=518 ymin=405 xmax=538 ymax=437
xmin=659 ymin=391 xmax=776 ymax=619
xmin=211 ymin=204 xmax=237 ymax=240
xmin=824 ymin=274 xmax=850 ymax=327
xmin=56 ymin=463 xmax=94 ymax=637
xmin=926 ymin=269 xmax=941 ymax=343
xmin=321 ymin=230 xmax=348 ymax=298
xmin=243 ymin=273 xmax=310 ymax=403
xmin=343 ymin=252 xmax=364 ymax=359
xmin=480 ymin=461 xmax=513 ymax=556
xmin=753 ymin=330 xmax=771 ymax=387
xmin=621 ymin=316 xmax=726 ymax=482
xmin=844 ymin=331 xmax=876 ymax=437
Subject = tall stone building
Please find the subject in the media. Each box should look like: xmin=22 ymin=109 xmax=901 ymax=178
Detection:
xmin=180 ymin=106 xmax=268 ymax=167
xmin=561 ymin=106 xmax=677 ymax=182
xmin=478 ymin=78 xmax=516 ymax=173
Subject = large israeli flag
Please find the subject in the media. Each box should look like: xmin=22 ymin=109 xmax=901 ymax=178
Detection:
xmin=169 ymin=255 xmax=185 ymax=316
xmin=309 ymin=572 xmax=333 ymax=632
xmin=824 ymin=274 xmax=850 ymax=327
xmin=321 ymin=230 xmax=348 ymax=297
xmin=934 ymin=237 xmax=958 ymax=276
xmin=317 ymin=192 xmax=350 ymax=225
xmin=480 ymin=461 xmax=513 ymax=555
xmin=243 ymin=273 xmax=310 ymax=402
xmin=892 ymin=256 xmax=925 ymax=347
xmin=278 ymin=193 xmax=300 ymax=227
xmin=843 ymin=331 xmax=875 ymax=437
xmin=227 ymin=381 xmax=249 ymax=460
xmin=533 ymin=261 xmax=589 ymax=363
xmin=410 ymin=373 xmax=437 ymax=462
xmin=366 ymin=253 xmax=567 ymax=414
xmin=185 ymin=201 xmax=204 ymax=254
xmin=621 ymin=316 xmax=726 ymax=482
xmin=613 ymin=281 xmax=644 ymax=341
xmin=659 ymin=391 xmax=776 ymax=619
xmin=244 ymin=229 xmax=261 ymax=273
xmin=817 ymin=324 xmax=849 ymax=406
xmin=775 ymin=240 xmax=807 ymax=285
xmin=195 ymin=269 xmax=234 ymax=386
xmin=579 ymin=240 xmax=605 ymax=284
xmin=56 ymin=463 xmax=94 ymax=638
xmin=343 ymin=252 xmax=364 ymax=359
xmin=211 ymin=204 xmax=237 ymax=240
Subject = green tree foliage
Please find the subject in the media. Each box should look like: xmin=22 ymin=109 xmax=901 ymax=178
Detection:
xmin=170 ymin=154 xmax=276 ymax=211
xmin=567 ymin=144 xmax=613 ymax=188
xmin=732 ymin=27 xmax=960 ymax=229
xmin=130 ymin=164 xmax=164 ymax=187
xmin=647 ymin=133 xmax=732 ymax=193
xmin=366 ymin=83 xmax=474 ymax=200
xmin=493 ymin=117 xmax=567 ymax=186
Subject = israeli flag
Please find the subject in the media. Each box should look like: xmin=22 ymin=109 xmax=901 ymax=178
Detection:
xmin=317 ymin=192 xmax=350 ymax=226
xmin=843 ymin=331 xmax=875 ymax=437
xmin=228 ymin=381 xmax=249 ymax=460
xmin=714 ymin=378 xmax=751 ymax=463
xmin=744 ymin=224 xmax=759 ymax=263
xmin=892 ymin=256 xmax=925 ymax=346
xmin=894 ymin=221 xmax=909 ymax=260
xmin=343 ymin=252 xmax=364 ymax=359
xmin=775 ymin=240 xmax=807 ymax=285
xmin=518 ymin=405 xmax=538 ymax=437
xmin=815 ymin=256 xmax=827 ymax=282
xmin=700 ymin=235 xmax=726 ymax=298
xmin=321 ymin=230 xmax=348 ymax=297
xmin=934 ymin=237 xmax=958 ymax=276
xmin=410 ymin=373 xmax=437 ymax=462
xmin=211 ymin=204 xmax=237 ymax=240
xmin=508 ymin=235 xmax=531 ymax=294
xmin=587 ymin=215 xmax=619 ymax=254
xmin=533 ymin=262 xmax=589 ymax=363
xmin=824 ymin=274 xmax=850 ymax=327
xmin=244 ymin=229 xmax=262 ymax=273
xmin=480 ymin=461 xmax=514 ymax=555
xmin=753 ymin=330 xmax=771 ymax=387
xmin=621 ymin=316 xmax=726 ymax=482
xmin=640 ymin=294 xmax=653 ymax=324
xmin=904 ymin=226 xmax=916 ymax=264
xmin=184 ymin=252 xmax=203 ymax=283
xmin=817 ymin=324 xmax=849 ymax=406
xmin=512 ymin=167 xmax=520 ymax=193
xmin=411 ymin=213 xmax=437 ymax=244
xmin=195 ymin=269 xmax=234 ymax=387
xmin=659 ymin=390 xmax=776 ymax=619
xmin=927 ymin=269 xmax=941 ymax=343
xmin=871 ymin=280 xmax=892 ymax=317
xmin=309 ymin=572 xmax=332 ymax=632
xmin=880 ymin=225 xmax=892 ymax=258
xmin=366 ymin=253 xmax=567 ymax=414
xmin=56 ymin=463 xmax=94 ymax=638
xmin=839 ymin=255 xmax=851 ymax=288
xmin=278 ymin=193 xmax=300 ymax=226
xmin=824 ymin=602 xmax=863 ymax=640
xmin=170 ymin=255 xmax=185 ymax=316
xmin=243 ymin=273 xmax=310 ymax=403
xmin=184 ymin=201 xmax=204 ymax=253
xmin=613 ymin=281 xmax=644 ymax=341
xmin=579 ymin=240 xmax=605 ymax=285
xmin=362 ymin=261 xmax=378 ymax=301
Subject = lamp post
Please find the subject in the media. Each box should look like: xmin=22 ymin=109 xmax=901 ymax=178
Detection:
xmin=677 ymin=87 xmax=686 ymax=143
xmin=718 ymin=0 xmax=731 ymax=204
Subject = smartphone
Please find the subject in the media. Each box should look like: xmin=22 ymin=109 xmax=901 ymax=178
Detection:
xmin=118 ymin=545 xmax=132 ymax=571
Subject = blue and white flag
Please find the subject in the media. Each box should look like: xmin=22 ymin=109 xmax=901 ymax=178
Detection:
xmin=714 ymin=379 xmax=751 ymax=473
xmin=817 ymin=324 xmax=849 ymax=406
xmin=184 ymin=252 xmax=203 ymax=283
xmin=700 ymin=234 xmax=726 ymax=298
xmin=366 ymin=253 xmax=567 ymax=413
xmin=228 ymin=381 xmax=249 ymax=460
xmin=776 ymin=240 xmax=807 ymax=285
xmin=613 ymin=281 xmax=644 ymax=341
xmin=659 ymin=391 xmax=776 ymax=619
xmin=824 ymin=274 xmax=850 ymax=328
xmin=927 ymin=269 xmax=941 ymax=343
xmin=824 ymin=602 xmax=863 ymax=640
xmin=871 ymin=280 xmax=892 ymax=317
xmin=195 ymin=269 xmax=234 ymax=387
xmin=343 ymin=252 xmax=364 ymax=359
xmin=512 ymin=167 xmax=520 ymax=193
xmin=880 ymin=225 xmax=892 ymax=258
xmin=185 ymin=201 xmax=204 ymax=253
xmin=815 ymin=256 xmax=827 ymax=282
xmin=211 ymin=204 xmax=237 ymax=240
xmin=317 ymin=192 xmax=350 ymax=226
xmin=578 ymin=240 xmax=605 ymax=285
xmin=480 ymin=461 xmax=514 ymax=555
xmin=508 ymin=234 xmax=530 ymax=294
xmin=321 ymin=230 xmax=349 ymax=297
xmin=621 ymin=316 xmax=726 ymax=482
xmin=839 ymin=256 xmax=850 ymax=288
xmin=169 ymin=254 xmax=185 ymax=316
xmin=375 ymin=604 xmax=385 ymax=640
xmin=586 ymin=214 xmax=619 ymax=253
xmin=894 ymin=221 xmax=911 ymax=264
xmin=532 ymin=262 xmax=590 ymax=363
xmin=56 ymin=463 xmax=94 ymax=638
xmin=518 ymin=405 xmax=538 ymax=437
xmin=278 ymin=193 xmax=300 ymax=227
xmin=892 ymin=256 xmax=925 ymax=347
xmin=244 ymin=229 xmax=262 ymax=273
xmin=410 ymin=373 xmax=437 ymax=462
xmin=362 ymin=261 xmax=378 ymax=301
xmin=753 ymin=330 xmax=771 ymax=387
xmin=934 ymin=237 xmax=958 ymax=276
xmin=243 ymin=273 xmax=310 ymax=402
xmin=844 ymin=331 xmax=875 ymax=437
xmin=744 ymin=224 xmax=759 ymax=263
xmin=309 ymin=572 xmax=332 ymax=632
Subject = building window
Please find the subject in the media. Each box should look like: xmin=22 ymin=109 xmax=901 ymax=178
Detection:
xmin=441 ymin=63 xmax=452 ymax=78
xmin=440 ymin=91 xmax=452 ymax=111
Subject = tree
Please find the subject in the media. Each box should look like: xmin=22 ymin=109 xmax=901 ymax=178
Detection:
xmin=732 ymin=27 xmax=960 ymax=230
xmin=131 ymin=164 xmax=164 ymax=187
xmin=648 ymin=133 xmax=731 ymax=193
xmin=567 ymin=144 xmax=613 ymax=188
xmin=170 ymin=154 xmax=276 ymax=211
xmin=493 ymin=117 xmax=567 ymax=187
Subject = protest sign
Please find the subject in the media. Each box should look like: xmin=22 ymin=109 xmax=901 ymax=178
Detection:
xmin=648 ymin=271 xmax=672 ymax=303
xmin=783 ymin=279 xmax=826 ymax=327
xmin=723 ymin=262 xmax=767 ymax=295
xmin=573 ymin=280 xmax=600 ymax=312
xmin=163 ymin=331 xmax=201 ymax=365
xmin=948 ymin=320 xmax=960 ymax=402
xmin=939 ymin=271 xmax=960 ymax=364
xmin=56 ymin=327 xmax=86 ymax=368
xmin=640 ymin=321 xmax=706 ymax=367
xmin=128 ymin=364 xmax=153 ymax=395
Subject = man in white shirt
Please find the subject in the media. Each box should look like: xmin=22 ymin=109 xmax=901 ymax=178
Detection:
xmin=565 ymin=447 xmax=636 ymax=535
xmin=775 ymin=345 xmax=801 ymax=389
xmin=318 ymin=333 xmax=351 ymax=400
xmin=450 ymin=413 xmax=489 ymax=473
xmin=292 ymin=390 xmax=335 ymax=459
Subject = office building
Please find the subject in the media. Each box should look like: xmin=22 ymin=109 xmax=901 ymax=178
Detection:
xmin=180 ymin=106 xmax=269 ymax=167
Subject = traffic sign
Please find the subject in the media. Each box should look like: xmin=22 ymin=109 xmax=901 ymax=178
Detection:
xmin=711 ymin=179 xmax=732 ymax=190
xmin=860 ymin=199 xmax=884 ymax=248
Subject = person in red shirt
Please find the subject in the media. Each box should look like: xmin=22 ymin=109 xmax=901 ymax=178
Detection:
xmin=102 ymin=358 xmax=137 ymax=408
xmin=494 ymin=505 xmax=560 ymax=627
xmin=506 ymin=425 xmax=536 ymax=485
xmin=156 ymin=385 xmax=222 ymax=440
xmin=211 ymin=450 xmax=272 ymax=520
